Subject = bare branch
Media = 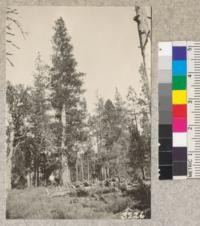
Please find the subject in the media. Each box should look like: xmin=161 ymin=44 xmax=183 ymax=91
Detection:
xmin=7 ymin=8 xmax=19 ymax=15
xmin=6 ymin=25 xmax=11 ymax=30
xmin=6 ymin=39 xmax=20 ymax=49
xmin=6 ymin=52 xmax=13 ymax=56
xmin=11 ymin=42 xmax=20 ymax=50
xmin=142 ymin=30 xmax=150 ymax=51
xmin=6 ymin=57 xmax=14 ymax=67
xmin=6 ymin=32 xmax=15 ymax=36
xmin=7 ymin=16 xmax=27 ymax=39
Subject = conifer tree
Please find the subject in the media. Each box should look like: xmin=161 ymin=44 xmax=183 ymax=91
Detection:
xmin=50 ymin=17 xmax=85 ymax=186
xmin=29 ymin=53 xmax=50 ymax=186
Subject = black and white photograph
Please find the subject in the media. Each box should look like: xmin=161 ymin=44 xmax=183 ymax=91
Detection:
xmin=6 ymin=6 xmax=151 ymax=219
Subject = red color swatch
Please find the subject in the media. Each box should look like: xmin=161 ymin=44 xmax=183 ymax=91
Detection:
xmin=173 ymin=105 xmax=187 ymax=118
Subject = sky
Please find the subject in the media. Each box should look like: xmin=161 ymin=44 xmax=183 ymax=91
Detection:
xmin=6 ymin=6 xmax=147 ymax=113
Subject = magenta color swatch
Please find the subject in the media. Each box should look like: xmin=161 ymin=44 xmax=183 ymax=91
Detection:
xmin=172 ymin=117 xmax=187 ymax=132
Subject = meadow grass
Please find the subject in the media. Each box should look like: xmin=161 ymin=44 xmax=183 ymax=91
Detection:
xmin=6 ymin=186 xmax=131 ymax=219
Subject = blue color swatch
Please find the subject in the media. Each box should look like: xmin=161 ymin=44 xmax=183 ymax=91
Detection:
xmin=173 ymin=47 xmax=186 ymax=60
xmin=172 ymin=60 xmax=187 ymax=75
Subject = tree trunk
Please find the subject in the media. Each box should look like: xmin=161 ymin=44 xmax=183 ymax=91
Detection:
xmin=34 ymin=163 xmax=37 ymax=187
xmin=26 ymin=172 xmax=31 ymax=188
xmin=87 ymin=159 xmax=90 ymax=181
xmin=6 ymin=110 xmax=14 ymax=190
xmin=141 ymin=166 xmax=145 ymax=180
xmin=60 ymin=104 xmax=71 ymax=186
xmin=76 ymin=159 xmax=79 ymax=182
xmin=134 ymin=6 xmax=151 ymax=113
xmin=6 ymin=155 xmax=12 ymax=190
xmin=101 ymin=167 xmax=106 ymax=180
xmin=80 ymin=157 xmax=84 ymax=181
xmin=36 ymin=165 xmax=39 ymax=186
xmin=61 ymin=153 xmax=71 ymax=186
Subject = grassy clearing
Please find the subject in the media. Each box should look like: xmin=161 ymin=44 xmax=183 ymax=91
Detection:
xmin=7 ymin=186 xmax=134 ymax=219
xmin=7 ymin=181 xmax=151 ymax=219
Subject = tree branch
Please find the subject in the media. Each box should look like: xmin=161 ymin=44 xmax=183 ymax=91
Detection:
xmin=7 ymin=8 xmax=19 ymax=15
xmin=6 ymin=39 xmax=20 ymax=49
xmin=11 ymin=42 xmax=20 ymax=50
xmin=6 ymin=52 xmax=13 ymax=56
xmin=6 ymin=25 xmax=11 ymax=30
xmin=6 ymin=32 xmax=15 ymax=36
xmin=142 ymin=30 xmax=150 ymax=51
xmin=6 ymin=57 xmax=14 ymax=67
xmin=7 ymin=16 xmax=27 ymax=39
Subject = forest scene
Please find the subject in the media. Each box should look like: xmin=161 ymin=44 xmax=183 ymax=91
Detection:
xmin=6 ymin=6 xmax=151 ymax=219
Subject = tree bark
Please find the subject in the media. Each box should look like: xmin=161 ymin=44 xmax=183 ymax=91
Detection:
xmin=34 ymin=163 xmax=37 ymax=187
xmin=101 ymin=167 xmax=106 ymax=180
xmin=36 ymin=165 xmax=39 ymax=186
xmin=6 ymin=111 xmax=14 ymax=190
xmin=87 ymin=158 xmax=90 ymax=181
xmin=141 ymin=166 xmax=145 ymax=180
xmin=76 ymin=159 xmax=79 ymax=182
xmin=80 ymin=157 xmax=84 ymax=181
xmin=61 ymin=153 xmax=71 ymax=186
xmin=6 ymin=153 xmax=12 ymax=190
xmin=134 ymin=6 xmax=151 ymax=113
xmin=60 ymin=104 xmax=71 ymax=187
xmin=26 ymin=172 xmax=31 ymax=187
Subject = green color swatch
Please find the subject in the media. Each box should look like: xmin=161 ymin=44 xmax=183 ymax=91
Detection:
xmin=172 ymin=76 xmax=186 ymax=90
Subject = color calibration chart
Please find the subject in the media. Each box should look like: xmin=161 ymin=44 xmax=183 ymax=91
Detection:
xmin=158 ymin=41 xmax=200 ymax=180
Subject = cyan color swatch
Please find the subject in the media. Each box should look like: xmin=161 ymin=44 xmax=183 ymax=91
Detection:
xmin=172 ymin=60 xmax=187 ymax=75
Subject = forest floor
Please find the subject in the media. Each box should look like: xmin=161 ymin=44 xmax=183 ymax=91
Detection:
xmin=6 ymin=181 xmax=150 ymax=219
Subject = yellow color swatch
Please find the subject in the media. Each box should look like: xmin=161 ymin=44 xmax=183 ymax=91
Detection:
xmin=172 ymin=90 xmax=187 ymax=104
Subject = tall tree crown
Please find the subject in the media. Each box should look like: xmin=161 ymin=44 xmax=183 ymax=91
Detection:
xmin=51 ymin=17 xmax=84 ymax=111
